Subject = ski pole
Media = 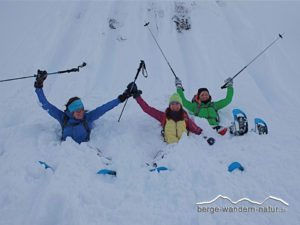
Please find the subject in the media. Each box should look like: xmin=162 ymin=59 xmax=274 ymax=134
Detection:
xmin=221 ymin=33 xmax=284 ymax=89
xmin=144 ymin=22 xmax=178 ymax=79
xmin=118 ymin=60 xmax=148 ymax=122
xmin=0 ymin=62 xmax=87 ymax=83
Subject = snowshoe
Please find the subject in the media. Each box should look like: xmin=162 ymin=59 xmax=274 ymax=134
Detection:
xmin=229 ymin=109 xmax=248 ymax=136
xmin=254 ymin=118 xmax=268 ymax=135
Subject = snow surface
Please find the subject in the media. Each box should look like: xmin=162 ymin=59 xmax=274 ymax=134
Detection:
xmin=0 ymin=1 xmax=300 ymax=225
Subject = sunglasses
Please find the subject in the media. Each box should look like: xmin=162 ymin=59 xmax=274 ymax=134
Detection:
xmin=74 ymin=107 xmax=84 ymax=113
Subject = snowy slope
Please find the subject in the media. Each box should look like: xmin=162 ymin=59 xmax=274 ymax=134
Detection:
xmin=0 ymin=1 xmax=300 ymax=225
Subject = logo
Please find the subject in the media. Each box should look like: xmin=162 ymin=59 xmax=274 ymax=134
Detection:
xmin=196 ymin=195 xmax=288 ymax=214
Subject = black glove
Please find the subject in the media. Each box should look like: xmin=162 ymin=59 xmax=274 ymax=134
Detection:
xmin=127 ymin=82 xmax=142 ymax=99
xmin=207 ymin=137 xmax=215 ymax=146
xmin=118 ymin=90 xmax=131 ymax=103
xmin=34 ymin=70 xmax=47 ymax=88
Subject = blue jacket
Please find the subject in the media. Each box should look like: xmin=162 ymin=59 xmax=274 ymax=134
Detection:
xmin=35 ymin=88 xmax=121 ymax=144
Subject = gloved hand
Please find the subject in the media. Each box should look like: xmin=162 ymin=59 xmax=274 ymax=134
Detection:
xmin=175 ymin=77 xmax=183 ymax=89
xmin=34 ymin=70 xmax=47 ymax=88
xmin=118 ymin=90 xmax=131 ymax=103
xmin=206 ymin=137 xmax=215 ymax=146
xmin=223 ymin=77 xmax=233 ymax=88
xmin=127 ymin=82 xmax=142 ymax=99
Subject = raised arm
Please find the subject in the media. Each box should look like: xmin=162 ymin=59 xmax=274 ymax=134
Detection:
xmin=87 ymin=98 xmax=120 ymax=122
xmin=34 ymin=70 xmax=64 ymax=124
xmin=175 ymin=77 xmax=196 ymax=112
xmin=186 ymin=116 xmax=202 ymax=135
xmin=135 ymin=96 xmax=165 ymax=123
xmin=85 ymin=87 xmax=132 ymax=122
xmin=35 ymin=88 xmax=65 ymax=124
xmin=214 ymin=86 xmax=234 ymax=110
xmin=177 ymin=88 xmax=196 ymax=112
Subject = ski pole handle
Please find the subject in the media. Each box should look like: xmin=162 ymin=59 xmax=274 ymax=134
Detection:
xmin=48 ymin=62 xmax=87 ymax=75
xmin=134 ymin=60 xmax=146 ymax=81
xmin=118 ymin=60 xmax=148 ymax=122
xmin=220 ymin=84 xmax=227 ymax=89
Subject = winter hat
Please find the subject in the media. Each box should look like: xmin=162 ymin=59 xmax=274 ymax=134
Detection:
xmin=68 ymin=99 xmax=84 ymax=112
xmin=169 ymin=93 xmax=183 ymax=105
xmin=197 ymin=88 xmax=209 ymax=96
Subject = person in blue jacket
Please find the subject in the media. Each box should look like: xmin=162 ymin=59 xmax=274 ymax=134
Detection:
xmin=34 ymin=70 xmax=131 ymax=144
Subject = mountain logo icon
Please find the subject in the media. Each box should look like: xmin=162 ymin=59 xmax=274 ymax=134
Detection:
xmin=196 ymin=195 xmax=288 ymax=206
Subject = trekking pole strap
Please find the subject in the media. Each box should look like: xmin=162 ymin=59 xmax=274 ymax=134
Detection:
xmin=118 ymin=60 xmax=148 ymax=122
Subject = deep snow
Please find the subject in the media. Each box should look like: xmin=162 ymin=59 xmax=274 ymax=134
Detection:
xmin=0 ymin=1 xmax=300 ymax=225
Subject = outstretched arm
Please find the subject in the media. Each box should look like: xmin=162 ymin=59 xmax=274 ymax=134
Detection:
xmin=214 ymin=86 xmax=234 ymax=110
xmin=135 ymin=96 xmax=164 ymax=123
xmin=87 ymin=98 xmax=121 ymax=122
xmin=177 ymin=88 xmax=196 ymax=112
xmin=35 ymin=88 xmax=65 ymax=124
xmin=87 ymin=88 xmax=133 ymax=122
xmin=186 ymin=117 xmax=202 ymax=135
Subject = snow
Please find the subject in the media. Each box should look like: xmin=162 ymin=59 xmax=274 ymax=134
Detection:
xmin=0 ymin=1 xmax=300 ymax=225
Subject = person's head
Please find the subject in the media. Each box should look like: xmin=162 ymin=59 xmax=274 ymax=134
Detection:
xmin=65 ymin=97 xmax=84 ymax=120
xmin=196 ymin=88 xmax=211 ymax=103
xmin=166 ymin=93 xmax=185 ymax=120
xmin=168 ymin=93 xmax=182 ymax=112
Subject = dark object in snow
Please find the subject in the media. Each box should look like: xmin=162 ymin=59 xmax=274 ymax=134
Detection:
xmin=108 ymin=18 xmax=122 ymax=30
xmin=172 ymin=15 xmax=191 ymax=33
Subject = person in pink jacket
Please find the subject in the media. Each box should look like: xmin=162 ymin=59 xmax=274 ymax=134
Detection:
xmin=126 ymin=82 xmax=215 ymax=145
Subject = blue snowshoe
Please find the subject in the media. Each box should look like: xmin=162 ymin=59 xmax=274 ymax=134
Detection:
xmin=254 ymin=118 xmax=268 ymax=135
xmin=229 ymin=109 xmax=248 ymax=136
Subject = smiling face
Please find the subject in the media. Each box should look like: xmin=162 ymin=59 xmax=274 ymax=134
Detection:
xmin=169 ymin=102 xmax=181 ymax=112
xmin=199 ymin=91 xmax=210 ymax=102
xmin=72 ymin=107 xmax=84 ymax=119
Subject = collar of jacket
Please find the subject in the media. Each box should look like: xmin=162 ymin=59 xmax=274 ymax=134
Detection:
xmin=200 ymin=100 xmax=211 ymax=105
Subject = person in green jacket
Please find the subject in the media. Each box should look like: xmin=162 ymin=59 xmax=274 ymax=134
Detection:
xmin=175 ymin=77 xmax=234 ymax=135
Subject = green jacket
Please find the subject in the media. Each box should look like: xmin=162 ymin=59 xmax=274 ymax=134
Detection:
xmin=177 ymin=87 xmax=234 ymax=126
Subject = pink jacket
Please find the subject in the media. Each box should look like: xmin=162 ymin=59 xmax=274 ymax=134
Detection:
xmin=135 ymin=96 xmax=202 ymax=135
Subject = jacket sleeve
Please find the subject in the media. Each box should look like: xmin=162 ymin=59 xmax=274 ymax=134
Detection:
xmin=214 ymin=86 xmax=234 ymax=110
xmin=87 ymin=98 xmax=120 ymax=122
xmin=35 ymin=88 xmax=65 ymax=124
xmin=177 ymin=88 xmax=196 ymax=112
xmin=186 ymin=117 xmax=202 ymax=135
xmin=135 ymin=96 xmax=164 ymax=123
